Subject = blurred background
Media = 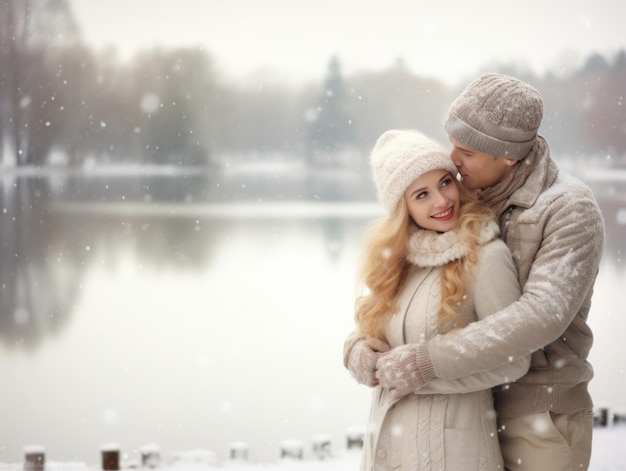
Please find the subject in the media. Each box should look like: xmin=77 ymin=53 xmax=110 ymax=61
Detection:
xmin=1 ymin=0 xmax=625 ymax=466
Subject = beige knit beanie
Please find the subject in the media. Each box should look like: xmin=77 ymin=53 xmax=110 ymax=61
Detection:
xmin=444 ymin=73 xmax=543 ymax=160
xmin=371 ymin=130 xmax=458 ymax=214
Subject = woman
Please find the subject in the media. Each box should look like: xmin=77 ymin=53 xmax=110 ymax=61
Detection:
xmin=344 ymin=129 xmax=530 ymax=470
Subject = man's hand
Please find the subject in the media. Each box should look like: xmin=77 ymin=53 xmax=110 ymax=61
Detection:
xmin=375 ymin=343 xmax=428 ymax=399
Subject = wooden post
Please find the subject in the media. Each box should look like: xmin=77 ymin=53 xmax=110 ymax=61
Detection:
xmin=312 ymin=434 xmax=332 ymax=460
xmin=594 ymin=407 xmax=610 ymax=427
xmin=346 ymin=425 xmax=365 ymax=449
xmin=101 ymin=444 xmax=120 ymax=470
xmin=229 ymin=442 xmax=249 ymax=461
xmin=24 ymin=446 xmax=45 ymax=471
xmin=279 ymin=439 xmax=303 ymax=460
xmin=614 ymin=410 xmax=626 ymax=425
xmin=140 ymin=443 xmax=160 ymax=468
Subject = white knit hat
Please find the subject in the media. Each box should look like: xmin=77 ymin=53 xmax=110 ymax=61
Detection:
xmin=371 ymin=130 xmax=458 ymax=214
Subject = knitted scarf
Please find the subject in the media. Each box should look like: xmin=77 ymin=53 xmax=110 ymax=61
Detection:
xmin=405 ymin=219 xmax=500 ymax=268
xmin=477 ymin=137 xmax=547 ymax=219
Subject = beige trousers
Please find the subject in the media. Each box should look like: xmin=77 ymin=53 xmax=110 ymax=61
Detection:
xmin=498 ymin=409 xmax=593 ymax=471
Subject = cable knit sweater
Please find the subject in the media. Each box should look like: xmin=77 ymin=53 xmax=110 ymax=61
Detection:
xmin=361 ymin=220 xmax=529 ymax=471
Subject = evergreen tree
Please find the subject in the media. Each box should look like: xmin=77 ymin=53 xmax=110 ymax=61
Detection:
xmin=305 ymin=56 xmax=353 ymax=166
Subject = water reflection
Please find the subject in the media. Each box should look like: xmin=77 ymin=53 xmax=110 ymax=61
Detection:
xmin=0 ymin=168 xmax=384 ymax=348
xmin=0 ymin=174 xmax=224 ymax=349
xmin=0 ymin=176 xmax=82 ymax=349
xmin=0 ymin=171 xmax=624 ymax=464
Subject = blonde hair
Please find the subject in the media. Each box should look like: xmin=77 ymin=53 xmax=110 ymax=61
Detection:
xmin=355 ymin=179 xmax=496 ymax=341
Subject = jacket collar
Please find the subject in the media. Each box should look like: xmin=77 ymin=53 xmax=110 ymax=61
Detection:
xmin=506 ymin=135 xmax=560 ymax=210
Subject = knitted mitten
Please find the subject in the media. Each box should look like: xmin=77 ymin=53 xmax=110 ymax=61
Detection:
xmin=344 ymin=333 xmax=390 ymax=387
xmin=375 ymin=343 xmax=436 ymax=399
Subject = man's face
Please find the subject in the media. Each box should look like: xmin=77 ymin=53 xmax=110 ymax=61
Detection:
xmin=448 ymin=137 xmax=517 ymax=190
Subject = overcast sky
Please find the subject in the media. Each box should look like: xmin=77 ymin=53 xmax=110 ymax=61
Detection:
xmin=69 ymin=0 xmax=626 ymax=86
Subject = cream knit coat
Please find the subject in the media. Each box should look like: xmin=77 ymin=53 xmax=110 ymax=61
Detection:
xmin=362 ymin=221 xmax=530 ymax=471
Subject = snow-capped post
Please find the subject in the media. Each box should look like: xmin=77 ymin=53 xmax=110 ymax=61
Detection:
xmin=101 ymin=443 xmax=121 ymax=470
xmin=312 ymin=434 xmax=332 ymax=460
xmin=229 ymin=442 xmax=249 ymax=461
xmin=614 ymin=410 xmax=626 ymax=425
xmin=23 ymin=445 xmax=45 ymax=471
xmin=346 ymin=425 xmax=365 ymax=449
xmin=140 ymin=443 xmax=160 ymax=468
xmin=279 ymin=439 xmax=304 ymax=460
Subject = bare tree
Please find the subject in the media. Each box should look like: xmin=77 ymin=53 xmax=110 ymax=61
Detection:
xmin=0 ymin=0 xmax=80 ymax=165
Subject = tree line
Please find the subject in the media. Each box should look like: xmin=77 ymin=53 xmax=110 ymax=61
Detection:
xmin=1 ymin=0 xmax=625 ymax=169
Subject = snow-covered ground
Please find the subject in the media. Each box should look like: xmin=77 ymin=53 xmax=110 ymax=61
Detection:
xmin=4 ymin=425 xmax=625 ymax=470
xmin=587 ymin=425 xmax=626 ymax=471
xmin=188 ymin=426 xmax=626 ymax=470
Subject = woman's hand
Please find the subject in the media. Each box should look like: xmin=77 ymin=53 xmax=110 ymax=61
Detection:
xmin=347 ymin=339 xmax=389 ymax=387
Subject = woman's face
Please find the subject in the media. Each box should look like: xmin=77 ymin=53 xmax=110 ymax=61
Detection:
xmin=404 ymin=169 xmax=460 ymax=232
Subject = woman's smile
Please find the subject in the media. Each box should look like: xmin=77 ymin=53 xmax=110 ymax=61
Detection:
xmin=432 ymin=206 xmax=454 ymax=221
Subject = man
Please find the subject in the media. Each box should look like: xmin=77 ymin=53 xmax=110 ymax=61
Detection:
xmin=437 ymin=73 xmax=605 ymax=469
xmin=346 ymin=73 xmax=605 ymax=470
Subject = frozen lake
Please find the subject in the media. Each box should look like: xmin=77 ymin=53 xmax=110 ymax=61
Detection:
xmin=0 ymin=167 xmax=624 ymax=465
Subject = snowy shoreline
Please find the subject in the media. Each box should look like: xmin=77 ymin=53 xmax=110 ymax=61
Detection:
xmin=4 ymin=425 xmax=626 ymax=470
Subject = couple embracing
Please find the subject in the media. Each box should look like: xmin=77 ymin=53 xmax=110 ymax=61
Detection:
xmin=344 ymin=73 xmax=605 ymax=471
